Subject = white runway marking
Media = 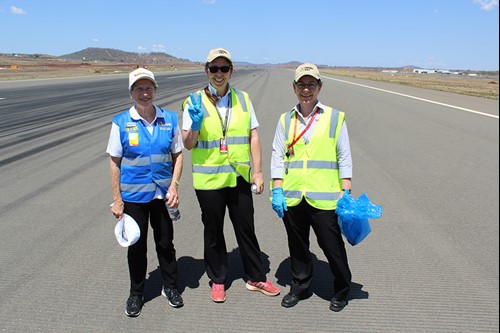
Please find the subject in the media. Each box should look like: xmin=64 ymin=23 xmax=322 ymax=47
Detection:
xmin=325 ymin=76 xmax=498 ymax=119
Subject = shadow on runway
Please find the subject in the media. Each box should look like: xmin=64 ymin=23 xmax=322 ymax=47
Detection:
xmin=142 ymin=247 xmax=274 ymax=303
xmin=275 ymin=253 xmax=369 ymax=302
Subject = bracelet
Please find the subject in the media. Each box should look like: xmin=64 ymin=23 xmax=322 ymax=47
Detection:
xmin=173 ymin=180 xmax=180 ymax=187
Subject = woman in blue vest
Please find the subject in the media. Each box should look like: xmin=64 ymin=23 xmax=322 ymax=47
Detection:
xmin=270 ymin=64 xmax=352 ymax=312
xmin=182 ymin=48 xmax=280 ymax=303
xmin=107 ymin=68 xmax=184 ymax=317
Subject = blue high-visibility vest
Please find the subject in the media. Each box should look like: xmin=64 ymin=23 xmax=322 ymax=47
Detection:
xmin=113 ymin=107 xmax=177 ymax=202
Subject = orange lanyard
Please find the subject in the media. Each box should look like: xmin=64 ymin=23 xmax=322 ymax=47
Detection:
xmin=287 ymin=107 xmax=319 ymax=150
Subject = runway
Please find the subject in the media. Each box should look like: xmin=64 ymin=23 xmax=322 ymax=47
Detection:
xmin=0 ymin=68 xmax=498 ymax=332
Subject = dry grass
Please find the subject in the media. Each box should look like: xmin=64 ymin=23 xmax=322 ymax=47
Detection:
xmin=0 ymin=59 xmax=201 ymax=81
xmin=322 ymin=68 xmax=499 ymax=100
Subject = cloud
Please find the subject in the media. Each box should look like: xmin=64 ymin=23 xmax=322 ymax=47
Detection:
xmin=473 ymin=0 xmax=499 ymax=10
xmin=137 ymin=46 xmax=147 ymax=52
xmin=152 ymin=44 xmax=166 ymax=52
xmin=92 ymin=38 xmax=100 ymax=43
xmin=202 ymin=0 xmax=216 ymax=4
xmin=10 ymin=6 xmax=27 ymax=15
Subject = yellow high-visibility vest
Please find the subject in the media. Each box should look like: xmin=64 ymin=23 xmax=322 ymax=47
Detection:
xmin=280 ymin=106 xmax=345 ymax=209
xmin=183 ymin=88 xmax=252 ymax=190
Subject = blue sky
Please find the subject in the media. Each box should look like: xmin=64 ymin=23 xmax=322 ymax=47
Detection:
xmin=0 ymin=0 xmax=498 ymax=70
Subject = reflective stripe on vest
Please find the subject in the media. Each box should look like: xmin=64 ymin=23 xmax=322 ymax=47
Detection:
xmin=195 ymin=136 xmax=249 ymax=148
xmin=184 ymin=88 xmax=252 ymax=189
xmin=281 ymin=106 xmax=345 ymax=210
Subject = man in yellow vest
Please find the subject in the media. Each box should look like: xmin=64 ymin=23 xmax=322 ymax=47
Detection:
xmin=182 ymin=48 xmax=280 ymax=303
xmin=270 ymin=63 xmax=352 ymax=312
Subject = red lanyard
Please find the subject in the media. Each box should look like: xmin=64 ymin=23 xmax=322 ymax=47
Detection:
xmin=287 ymin=107 xmax=318 ymax=150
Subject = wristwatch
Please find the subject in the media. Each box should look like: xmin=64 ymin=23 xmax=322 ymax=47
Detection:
xmin=173 ymin=180 xmax=180 ymax=187
xmin=342 ymin=189 xmax=352 ymax=194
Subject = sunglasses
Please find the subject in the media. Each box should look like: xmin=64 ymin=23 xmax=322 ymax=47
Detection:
xmin=208 ymin=65 xmax=231 ymax=73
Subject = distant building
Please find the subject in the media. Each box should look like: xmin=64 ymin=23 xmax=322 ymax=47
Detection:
xmin=413 ymin=68 xmax=436 ymax=74
xmin=413 ymin=68 xmax=468 ymax=76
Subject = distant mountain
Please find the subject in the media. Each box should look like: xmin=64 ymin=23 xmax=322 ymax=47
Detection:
xmin=60 ymin=47 xmax=194 ymax=64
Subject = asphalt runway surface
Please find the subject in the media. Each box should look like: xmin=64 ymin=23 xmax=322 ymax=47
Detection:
xmin=0 ymin=69 xmax=498 ymax=332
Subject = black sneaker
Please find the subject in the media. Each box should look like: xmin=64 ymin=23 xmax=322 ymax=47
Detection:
xmin=162 ymin=287 xmax=184 ymax=308
xmin=125 ymin=294 xmax=144 ymax=317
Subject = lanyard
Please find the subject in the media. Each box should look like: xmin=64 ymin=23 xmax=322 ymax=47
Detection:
xmin=215 ymin=104 xmax=230 ymax=138
xmin=287 ymin=107 xmax=319 ymax=150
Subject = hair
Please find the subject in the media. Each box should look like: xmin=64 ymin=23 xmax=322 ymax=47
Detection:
xmin=204 ymin=86 xmax=219 ymax=106
xmin=130 ymin=81 xmax=157 ymax=92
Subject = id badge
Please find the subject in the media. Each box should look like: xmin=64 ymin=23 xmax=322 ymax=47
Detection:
xmin=129 ymin=132 xmax=139 ymax=146
xmin=286 ymin=147 xmax=294 ymax=157
xmin=220 ymin=138 xmax=228 ymax=153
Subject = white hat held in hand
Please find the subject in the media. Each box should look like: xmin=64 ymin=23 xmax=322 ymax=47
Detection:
xmin=114 ymin=214 xmax=140 ymax=247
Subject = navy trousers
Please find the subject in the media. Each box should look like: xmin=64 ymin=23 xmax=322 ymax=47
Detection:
xmin=283 ymin=199 xmax=351 ymax=300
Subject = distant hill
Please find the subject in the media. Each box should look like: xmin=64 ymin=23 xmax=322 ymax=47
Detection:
xmin=1 ymin=49 xmax=496 ymax=74
xmin=60 ymin=47 xmax=194 ymax=64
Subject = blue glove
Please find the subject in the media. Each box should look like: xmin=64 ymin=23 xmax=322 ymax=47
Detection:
xmin=188 ymin=93 xmax=204 ymax=131
xmin=271 ymin=187 xmax=288 ymax=218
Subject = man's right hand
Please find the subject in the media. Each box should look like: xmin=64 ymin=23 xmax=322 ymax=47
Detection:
xmin=271 ymin=187 xmax=288 ymax=218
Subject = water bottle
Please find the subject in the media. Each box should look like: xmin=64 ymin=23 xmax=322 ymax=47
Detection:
xmin=251 ymin=183 xmax=258 ymax=194
xmin=165 ymin=193 xmax=181 ymax=221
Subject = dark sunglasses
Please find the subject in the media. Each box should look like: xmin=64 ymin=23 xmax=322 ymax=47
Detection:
xmin=208 ymin=65 xmax=231 ymax=73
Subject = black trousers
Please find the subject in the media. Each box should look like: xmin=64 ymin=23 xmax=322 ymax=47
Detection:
xmin=283 ymin=199 xmax=351 ymax=300
xmin=125 ymin=199 xmax=178 ymax=295
xmin=195 ymin=177 xmax=267 ymax=284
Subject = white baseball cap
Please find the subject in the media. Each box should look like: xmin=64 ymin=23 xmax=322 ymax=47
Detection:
xmin=128 ymin=68 xmax=158 ymax=90
xmin=114 ymin=214 xmax=140 ymax=247
xmin=206 ymin=48 xmax=232 ymax=63
xmin=294 ymin=63 xmax=321 ymax=82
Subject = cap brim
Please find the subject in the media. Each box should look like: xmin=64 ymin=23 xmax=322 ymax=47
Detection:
xmin=207 ymin=55 xmax=231 ymax=63
xmin=295 ymin=73 xmax=321 ymax=82
xmin=114 ymin=214 xmax=140 ymax=247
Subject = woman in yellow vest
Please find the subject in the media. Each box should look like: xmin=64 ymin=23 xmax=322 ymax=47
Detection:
xmin=270 ymin=63 xmax=352 ymax=312
xmin=182 ymin=48 xmax=280 ymax=303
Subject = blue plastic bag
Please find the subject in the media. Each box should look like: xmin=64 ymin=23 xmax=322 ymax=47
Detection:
xmin=336 ymin=191 xmax=382 ymax=246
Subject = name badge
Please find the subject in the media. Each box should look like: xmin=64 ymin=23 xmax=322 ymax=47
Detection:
xmin=126 ymin=122 xmax=138 ymax=132
xmin=220 ymin=138 xmax=228 ymax=153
